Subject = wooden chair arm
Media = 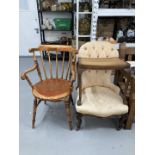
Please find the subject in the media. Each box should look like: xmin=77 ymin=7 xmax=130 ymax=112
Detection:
xmin=128 ymin=77 xmax=135 ymax=108
xmin=117 ymin=70 xmax=135 ymax=108
xmin=21 ymin=63 xmax=37 ymax=80
xmin=117 ymin=69 xmax=131 ymax=96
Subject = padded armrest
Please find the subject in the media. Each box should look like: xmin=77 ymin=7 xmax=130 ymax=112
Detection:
xmin=78 ymin=58 xmax=130 ymax=70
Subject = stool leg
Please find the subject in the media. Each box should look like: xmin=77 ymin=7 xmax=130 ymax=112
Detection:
xmin=64 ymin=98 xmax=72 ymax=130
xmin=32 ymin=98 xmax=38 ymax=128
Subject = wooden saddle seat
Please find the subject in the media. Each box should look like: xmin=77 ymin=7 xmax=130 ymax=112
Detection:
xmin=32 ymin=78 xmax=71 ymax=100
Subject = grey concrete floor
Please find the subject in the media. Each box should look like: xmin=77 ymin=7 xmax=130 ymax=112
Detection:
xmin=19 ymin=57 xmax=135 ymax=155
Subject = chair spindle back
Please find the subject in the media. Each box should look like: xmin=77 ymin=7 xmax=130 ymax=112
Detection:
xmin=29 ymin=45 xmax=76 ymax=81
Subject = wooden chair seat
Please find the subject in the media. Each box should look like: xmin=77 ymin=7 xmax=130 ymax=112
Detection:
xmin=32 ymin=79 xmax=71 ymax=100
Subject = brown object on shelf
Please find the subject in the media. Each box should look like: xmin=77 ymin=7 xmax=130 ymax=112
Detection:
xmin=79 ymin=2 xmax=91 ymax=12
xmin=60 ymin=2 xmax=73 ymax=11
xmin=79 ymin=17 xmax=91 ymax=35
xmin=21 ymin=45 xmax=76 ymax=130
xmin=97 ymin=18 xmax=115 ymax=38
xmin=76 ymin=41 xmax=134 ymax=130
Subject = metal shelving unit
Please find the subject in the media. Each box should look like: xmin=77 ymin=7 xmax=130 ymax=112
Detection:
xmin=75 ymin=0 xmax=92 ymax=49
xmin=36 ymin=0 xmax=74 ymax=44
xmin=75 ymin=0 xmax=135 ymax=49
xmin=91 ymin=0 xmax=135 ymax=48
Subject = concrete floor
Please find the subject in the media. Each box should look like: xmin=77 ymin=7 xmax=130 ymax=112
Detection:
xmin=19 ymin=57 xmax=135 ymax=155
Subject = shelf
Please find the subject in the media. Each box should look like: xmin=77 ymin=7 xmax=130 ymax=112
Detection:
xmin=78 ymin=12 xmax=92 ymax=14
xmin=41 ymin=29 xmax=72 ymax=32
xmin=78 ymin=35 xmax=91 ymax=38
xmin=114 ymin=43 xmax=135 ymax=49
xmin=97 ymin=9 xmax=135 ymax=17
xmin=38 ymin=10 xmax=72 ymax=13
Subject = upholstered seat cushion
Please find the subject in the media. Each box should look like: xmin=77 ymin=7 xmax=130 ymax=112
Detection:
xmin=76 ymin=86 xmax=128 ymax=117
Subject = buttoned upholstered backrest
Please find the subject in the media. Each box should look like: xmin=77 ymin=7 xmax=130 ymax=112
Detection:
xmin=78 ymin=41 xmax=120 ymax=93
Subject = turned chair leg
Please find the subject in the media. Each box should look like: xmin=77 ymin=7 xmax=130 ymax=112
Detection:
xmin=117 ymin=114 xmax=127 ymax=130
xmin=125 ymin=108 xmax=135 ymax=129
xmin=76 ymin=112 xmax=82 ymax=130
xmin=65 ymin=98 xmax=72 ymax=130
xmin=32 ymin=98 xmax=38 ymax=128
xmin=70 ymin=95 xmax=74 ymax=106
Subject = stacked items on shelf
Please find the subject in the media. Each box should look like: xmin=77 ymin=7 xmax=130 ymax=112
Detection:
xmin=40 ymin=0 xmax=72 ymax=31
xmin=116 ymin=17 xmax=135 ymax=43
xmin=41 ymin=0 xmax=73 ymax=11
xmin=75 ymin=0 xmax=92 ymax=49
xmin=97 ymin=18 xmax=115 ymax=39
xmin=79 ymin=16 xmax=91 ymax=35
xmin=79 ymin=1 xmax=92 ymax=12
xmin=99 ymin=0 xmax=109 ymax=8
xmin=37 ymin=0 xmax=74 ymax=45
xmin=96 ymin=17 xmax=135 ymax=43
xmin=99 ymin=0 xmax=135 ymax=8
xmin=41 ymin=18 xmax=72 ymax=31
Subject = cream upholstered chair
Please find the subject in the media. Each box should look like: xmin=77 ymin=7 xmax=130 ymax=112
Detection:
xmin=76 ymin=41 xmax=133 ymax=130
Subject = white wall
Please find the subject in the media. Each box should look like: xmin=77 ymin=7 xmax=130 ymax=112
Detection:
xmin=19 ymin=0 xmax=73 ymax=56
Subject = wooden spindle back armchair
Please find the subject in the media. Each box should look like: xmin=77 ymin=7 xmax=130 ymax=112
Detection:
xmin=21 ymin=45 xmax=76 ymax=130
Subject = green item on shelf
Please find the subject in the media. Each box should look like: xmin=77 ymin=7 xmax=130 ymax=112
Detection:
xmin=53 ymin=18 xmax=71 ymax=30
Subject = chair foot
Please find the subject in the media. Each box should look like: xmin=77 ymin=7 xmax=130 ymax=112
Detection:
xmin=65 ymin=98 xmax=73 ymax=130
xmin=117 ymin=114 xmax=128 ymax=130
xmin=69 ymin=121 xmax=73 ymax=130
xmin=125 ymin=106 xmax=135 ymax=129
xmin=70 ymin=95 xmax=74 ymax=106
xmin=32 ymin=98 xmax=38 ymax=129
xmin=76 ymin=113 xmax=82 ymax=131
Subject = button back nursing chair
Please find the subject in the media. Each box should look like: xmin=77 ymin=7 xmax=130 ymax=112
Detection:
xmin=21 ymin=45 xmax=76 ymax=130
xmin=76 ymin=41 xmax=134 ymax=130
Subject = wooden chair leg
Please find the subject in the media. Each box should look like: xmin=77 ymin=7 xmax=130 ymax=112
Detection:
xmin=125 ymin=105 xmax=135 ymax=129
xmin=76 ymin=112 xmax=82 ymax=131
xmin=64 ymin=98 xmax=72 ymax=130
xmin=70 ymin=95 xmax=74 ymax=106
xmin=32 ymin=98 xmax=38 ymax=128
xmin=117 ymin=114 xmax=127 ymax=130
